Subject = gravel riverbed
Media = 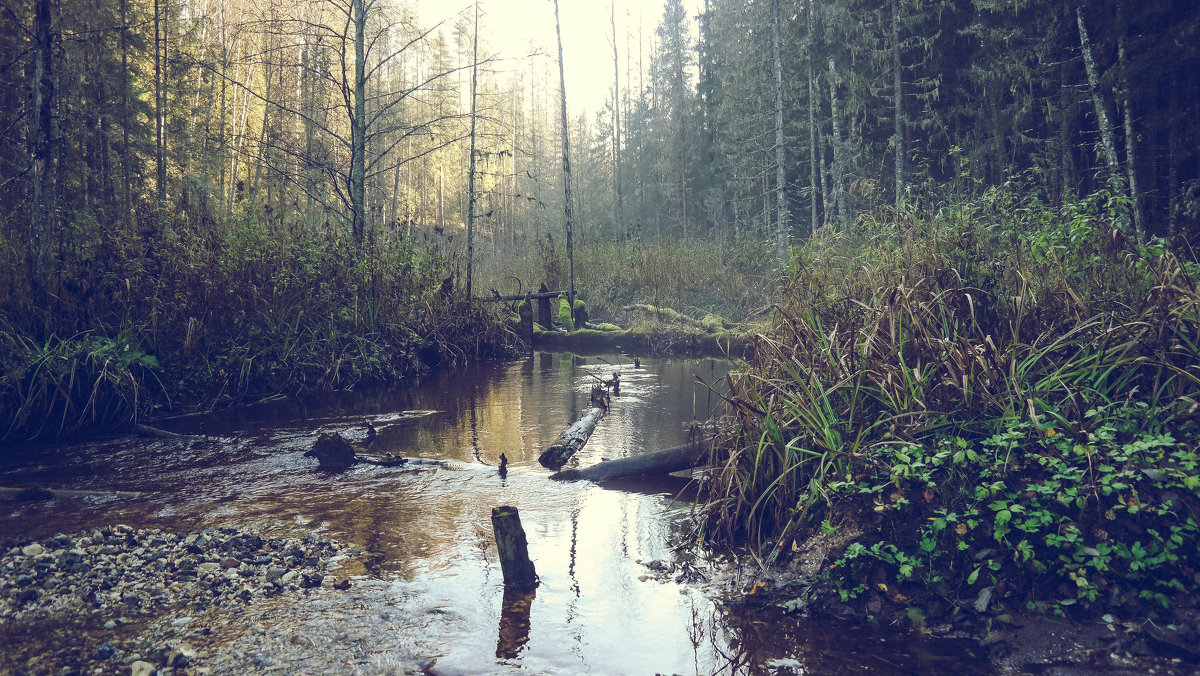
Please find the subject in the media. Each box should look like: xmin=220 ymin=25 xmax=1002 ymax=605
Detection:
xmin=0 ymin=525 xmax=422 ymax=675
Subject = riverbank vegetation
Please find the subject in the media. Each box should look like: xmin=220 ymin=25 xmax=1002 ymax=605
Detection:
xmin=1 ymin=225 xmax=514 ymax=441
xmin=700 ymin=186 xmax=1200 ymax=630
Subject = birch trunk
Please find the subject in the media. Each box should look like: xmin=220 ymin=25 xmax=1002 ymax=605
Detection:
xmin=771 ymin=0 xmax=788 ymax=262
xmin=827 ymin=57 xmax=848 ymax=230
xmin=1076 ymin=8 xmax=1123 ymax=196
xmin=808 ymin=2 xmax=819 ymax=238
xmin=892 ymin=0 xmax=905 ymax=207
xmin=466 ymin=0 xmax=480 ymax=298
xmin=1118 ymin=37 xmax=1145 ymax=240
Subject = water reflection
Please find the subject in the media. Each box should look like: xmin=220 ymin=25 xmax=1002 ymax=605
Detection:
xmin=0 ymin=353 xmax=990 ymax=674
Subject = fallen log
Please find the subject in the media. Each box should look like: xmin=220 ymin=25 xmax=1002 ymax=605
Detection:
xmin=537 ymin=406 xmax=606 ymax=469
xmin=483 ymin=290 xmax=565 ymax=302
xmin=135 ymin=423 xmax=185 ymax=439
xmin=308 ymin=431 xmax=446 ymax=470
xmin=549 ymin=441 xmax=706 ymax=482
xmin=622 ymin=303 xmax=705 ymax=328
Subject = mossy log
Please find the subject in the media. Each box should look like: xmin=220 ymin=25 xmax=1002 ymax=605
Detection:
xmin=538 ymin=406 xmax=606 ymax=469
xmin=549 ymin=441 xmax=707 ymax=482
xmin=623 ymin=303 xmax=702 ymax=327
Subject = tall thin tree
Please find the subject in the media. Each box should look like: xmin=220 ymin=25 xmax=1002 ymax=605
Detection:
xmin=466 ymin=0 xmax=480 ymax=297
xmin=553 ymin=0 xmax=575 ymax=310
xmin=771 ymin=0 xmax=788 ymax=262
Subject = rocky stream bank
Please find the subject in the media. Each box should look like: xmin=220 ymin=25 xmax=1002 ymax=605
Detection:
xmin=0 ymin=525 xmax=394 ymax=675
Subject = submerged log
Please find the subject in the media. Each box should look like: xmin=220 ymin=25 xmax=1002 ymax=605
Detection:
xmin=134 ymin=423 xmax=185 ymax=439
xmin=311 ymin=432 xmax=358 ymax=470
xmin=549 ymin=441 xmax=706 ymax=482
xmin=309 ymin=432 xmax=446 ymax=471
xmin=537 ymin=406 xmax=606 ymax=469
xmin=491 ymin=505 xmax=538 ymax=590
xmin=0 ymin=486 xmax=143 ymax=501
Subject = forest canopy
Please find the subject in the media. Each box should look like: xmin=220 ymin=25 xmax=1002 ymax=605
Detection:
xmin=1 ymin=0 xmax=1198 ymax=437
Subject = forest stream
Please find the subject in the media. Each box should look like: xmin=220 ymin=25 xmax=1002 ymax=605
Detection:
xmin=0 ymin=353 xmax=991 ymax=674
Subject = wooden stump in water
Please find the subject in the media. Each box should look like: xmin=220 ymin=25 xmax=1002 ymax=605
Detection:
xmin=491 ymin=505 xmax=538 ymax=590
xmin=536 ymin=283 xmax=553 ymax=329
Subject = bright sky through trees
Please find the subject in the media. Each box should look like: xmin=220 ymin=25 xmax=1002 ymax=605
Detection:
xmin=424 ymin=0 xmax=703 ymax=115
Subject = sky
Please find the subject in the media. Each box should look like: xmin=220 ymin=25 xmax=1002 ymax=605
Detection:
xmin=419 ymin=0 xmax=703 ymax=116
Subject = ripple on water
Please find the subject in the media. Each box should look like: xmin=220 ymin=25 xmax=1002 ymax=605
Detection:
xmin=0 ymin=354 xmax=993 ymax=674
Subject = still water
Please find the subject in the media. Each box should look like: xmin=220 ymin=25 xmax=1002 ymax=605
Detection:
xmin=0 ymin=353 xmax=989 ymax=674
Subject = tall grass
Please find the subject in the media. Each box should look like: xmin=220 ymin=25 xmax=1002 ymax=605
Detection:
xmin=701 ymin=187 xmax=1200 ymax=553
xmin=1 ymin=218 xmax=516 ymax=442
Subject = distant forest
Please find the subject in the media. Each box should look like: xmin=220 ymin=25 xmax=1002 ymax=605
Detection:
xmin=1 ymin=0 xmax=1197 ymax=329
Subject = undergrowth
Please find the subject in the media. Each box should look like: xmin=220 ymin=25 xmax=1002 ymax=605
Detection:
xmin=1 ymin=220 xmax=516 ymax=443
xmin=700 ymin=185 xmax=1200 ymax=623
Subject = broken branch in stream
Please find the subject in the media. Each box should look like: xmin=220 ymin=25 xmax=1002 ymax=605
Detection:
xmin=537 ymin=405 xmax=606 ymax=470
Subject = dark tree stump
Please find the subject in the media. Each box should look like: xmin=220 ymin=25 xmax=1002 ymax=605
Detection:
xmin=491 ymin=505 xmax=538 ymax=590
xmin=536 ymin=283 xmax=553 ymax=329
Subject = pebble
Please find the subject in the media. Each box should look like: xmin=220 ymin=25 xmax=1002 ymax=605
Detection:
xmin=0 ymin=525 xmax=343 ymax=673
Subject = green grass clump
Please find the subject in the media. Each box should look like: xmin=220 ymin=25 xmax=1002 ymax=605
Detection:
xmin=700 ymin=187 xmax=1200 ymax=620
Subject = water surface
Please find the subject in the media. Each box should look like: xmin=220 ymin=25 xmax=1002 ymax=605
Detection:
xmin=0 ymin=353 xmax=989 ymax=674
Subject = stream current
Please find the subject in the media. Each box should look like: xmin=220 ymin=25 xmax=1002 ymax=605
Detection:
xmin=0 ymin=353 xmax=991 ymax=674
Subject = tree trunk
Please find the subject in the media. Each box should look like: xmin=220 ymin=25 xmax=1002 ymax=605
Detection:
xmin=30 ymin=0 xmax=56 ymax=296
xmin=1118 ymin=37 xmax=1145 ymax=240
xmin=491 ymin=506 xmax=538 ymax=590
xmin=1168 ymin=75 xmax=1179 ymax=240
xmin=553 ymin=0 xmax=576 ymax=311
xmin=466 ymin=0 xmax=480 ymax=297
xmin=808 ymin=2 xmax=819 ymax=239
xmin=350 ymin=0 xmax=368 ymax=248
xmin=154 ymin=0 xmax=168 ymax=219
xmin=1076 ymin=7 xmax=1123 ymax=199
xmin=827 ymin=57 xmax=848 ymax=230
xmin=610 ymin=1 xmax=624 ymax=240
xmin=892 ymin=0 xmax=905 ymax=207
xmin=550 ymin=441 xmax=707 ymax=482
xmin=771 ymin=0 xmax=788 ymax=262
xmin=119 ymin=0 xmax=130 ymax=229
